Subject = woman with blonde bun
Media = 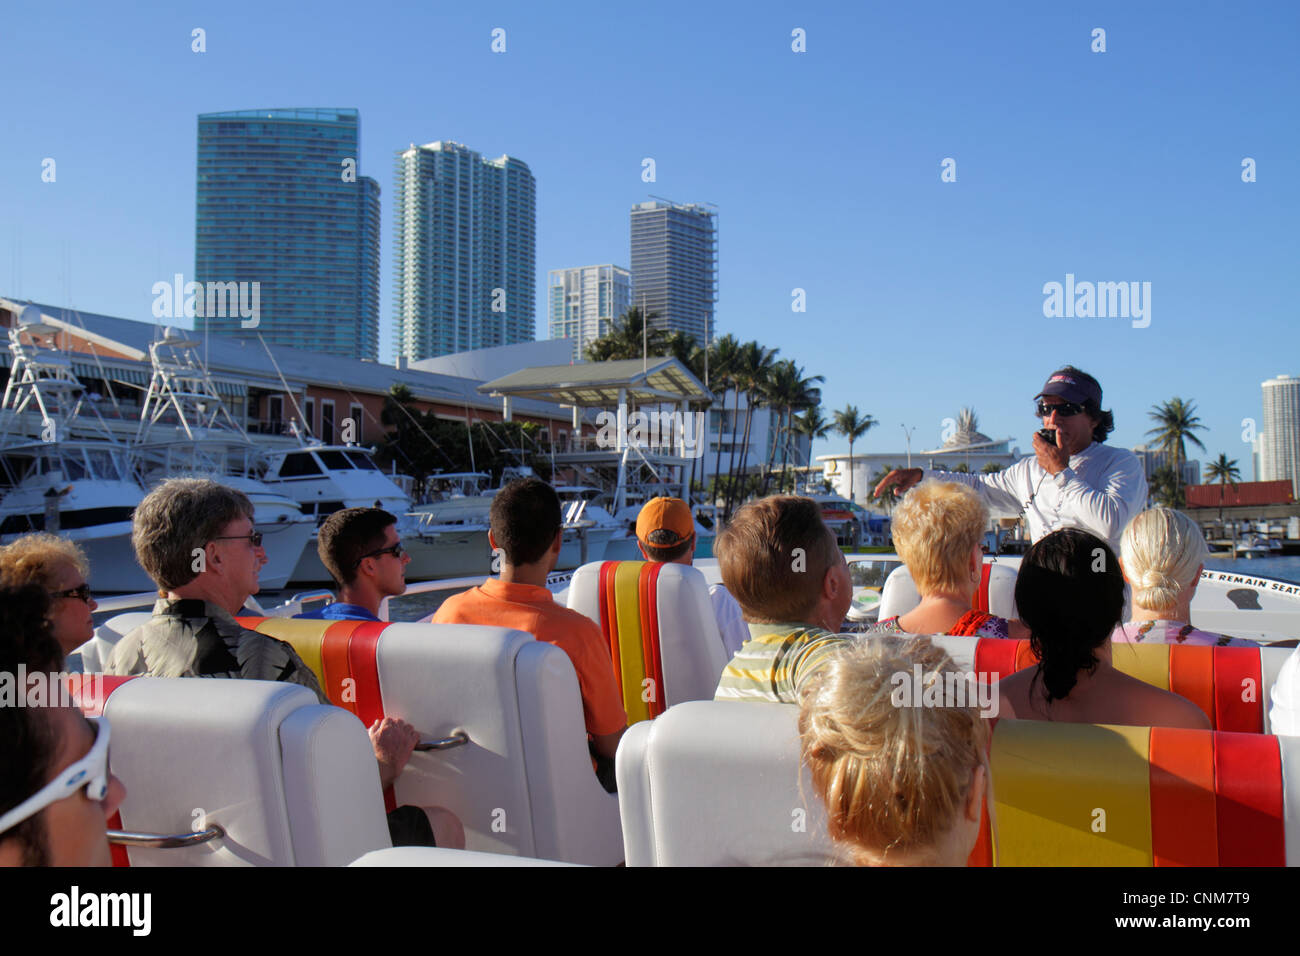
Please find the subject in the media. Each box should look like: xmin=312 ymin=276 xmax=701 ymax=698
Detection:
xmin=799 ymin=636 xmax=990 ymax=866
xmin=1115 ymin=508 xmax=1253 ymax=647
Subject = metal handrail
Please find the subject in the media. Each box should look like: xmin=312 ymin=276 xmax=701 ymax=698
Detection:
xmin=415 ymin=731 xmax=469 ymax=752
xmin=107 ymin=823 xmax=225 ymax=848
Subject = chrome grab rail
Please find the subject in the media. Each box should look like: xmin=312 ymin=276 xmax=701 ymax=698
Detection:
xmin=415 ymin=731 xmax=469 ymax=752
xmin=107 ymin=824 xmax=225 ymax=849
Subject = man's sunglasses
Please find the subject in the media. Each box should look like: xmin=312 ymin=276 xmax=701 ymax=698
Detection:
xmin=50 ymin=583 xmax=93 ymax=604
xmin=211 ymin=531 xmax=264 ymax=548
xmin=1035 ymin=400 xmax=1086 ymax=419
xmin=353 ymin=542 xmax=405 ymax=568
xmin=0 ymin=716 xmax=111 ymax=836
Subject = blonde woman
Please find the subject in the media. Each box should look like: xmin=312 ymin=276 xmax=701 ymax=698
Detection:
xmin=869 ymin=481 xmax=1026 ymax=638
xmin=0 ymin=534 xmax=99 ymax=661
xmin=1115 ymin=508 xmax=1252 ymax=647
xmin=799 ymin=636 xmax=990 ymax=866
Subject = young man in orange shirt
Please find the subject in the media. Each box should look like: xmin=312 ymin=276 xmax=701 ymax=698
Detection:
xmin=433 ymin=478 xmax=627 ymax=787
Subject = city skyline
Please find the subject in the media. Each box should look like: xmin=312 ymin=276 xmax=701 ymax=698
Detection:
xmin=4 ymin=2 xmax=1297 ymax=470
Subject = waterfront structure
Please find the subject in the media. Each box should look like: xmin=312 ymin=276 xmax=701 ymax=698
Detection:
xmin=1261 ymin=375 xmax=1300 ymax=498
xmin=629 ymin=200 xmax=717 ymax=346
xmin=393 ymin=141 xmax=536 ymax=360
xmin=195 ymin=108 xmax=381 ymax=359
xmin=548 ymin=265 xmax=632 ymax=361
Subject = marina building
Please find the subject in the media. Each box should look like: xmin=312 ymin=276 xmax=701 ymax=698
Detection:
xmin=195 ymin=108 xmax=381 ymax=360
xmin=548 ymin=265 xmax=632 ymax=361
xmin=629 ymin=200 xmax=717 ymax=347
xmin=393 ymin=141 xmax=536 ymax=361
xmin=1261 ymin=374 xmax=1300 ymax=498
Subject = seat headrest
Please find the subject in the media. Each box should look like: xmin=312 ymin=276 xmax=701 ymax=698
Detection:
xmin=878 ymin=561 xmax=1019 ymax=622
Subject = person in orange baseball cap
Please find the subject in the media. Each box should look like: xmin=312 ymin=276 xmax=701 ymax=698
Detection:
xmin=635 ymin=497 xmax=697 ymax=564
xmin=634 ymin=497 xmax=748 ymax=656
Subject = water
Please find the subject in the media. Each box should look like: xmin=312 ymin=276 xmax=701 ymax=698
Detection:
xmin=1204 ymin=555 xmax=1300 ymax=586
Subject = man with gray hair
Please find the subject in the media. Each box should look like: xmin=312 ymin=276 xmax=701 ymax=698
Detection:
xmin=104 ymin=479 xmax=460 ymax=847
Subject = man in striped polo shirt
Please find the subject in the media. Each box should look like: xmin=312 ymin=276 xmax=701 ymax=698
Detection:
xmin=714 ymin=496 xmax=855 ymax=703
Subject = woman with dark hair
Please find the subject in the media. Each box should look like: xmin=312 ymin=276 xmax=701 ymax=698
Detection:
xmin=997 ymin=529 xmax=1209 ymax=729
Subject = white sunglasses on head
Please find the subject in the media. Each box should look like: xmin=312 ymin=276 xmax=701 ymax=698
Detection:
xmin=0 ymin=715 xmax=111 ymax=836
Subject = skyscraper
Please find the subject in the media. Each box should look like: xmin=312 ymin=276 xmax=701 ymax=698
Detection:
xmin=1261 ymin=374 xmax=1300 ymax=496
xmin=629 ymin=200 xmax=717 ymax=347
xmin=548 ymin=265 xmax=632 ymax=361
xmin=195 ymin=108 xmax=381 ymax=359
xmin=393 ymin=141 xmax=536 ymax=359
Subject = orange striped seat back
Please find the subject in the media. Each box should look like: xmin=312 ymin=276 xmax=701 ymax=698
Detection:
xmin=968 ymin=639 xmax=1268 ymax=733
xmin=970 ymin=721 xmax=1292 ymax=866
xmin=240 ymin=617 xmax=397 ymax=810
xmin=592 ymin=561 xmax=668 ymax=725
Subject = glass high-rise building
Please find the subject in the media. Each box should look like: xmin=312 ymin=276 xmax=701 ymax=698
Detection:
xmin=1262 ymin=374 xmax=1300 ymax=496
xmin=195 ymin=108 xmax=381 ymax=359
xmin=393 ymin=141 xmax=536 ymax=359
xmin=548 ymin=264 xmax=632 ymax=361
xmin=629 ymin=200 xmax=717 ymax=347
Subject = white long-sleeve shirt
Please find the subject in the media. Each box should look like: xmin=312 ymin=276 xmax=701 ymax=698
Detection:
xmin=921 ymin=442 xmax=1148 ymax=552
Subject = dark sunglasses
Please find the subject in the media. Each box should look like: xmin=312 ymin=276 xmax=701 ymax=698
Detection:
xmin=211 ymin=531 xmax=264 ymax=548
xmin=354 ymin=542 xmax=405 ymax=568
xmin=1035 ymin=400 xmax=1086 ymax=419
xmin=50 ymin=582 xmax=93 ymax=604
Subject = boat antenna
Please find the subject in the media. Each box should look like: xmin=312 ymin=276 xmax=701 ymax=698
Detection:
xmin=257 ymin=333 xmax=310 ymax=439
xmin=67 ymin=307 xmax=125 ymax=421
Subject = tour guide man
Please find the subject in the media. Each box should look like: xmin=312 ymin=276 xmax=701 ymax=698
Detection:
xmin=873 ymin=366 xmax=1147 ymax=552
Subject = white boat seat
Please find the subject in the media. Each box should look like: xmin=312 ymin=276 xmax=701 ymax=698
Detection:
xmin=615 ymin=698 xmax=1300 ymax=867
xmin=73 ymin=612 xmax=154 ymax=672
xmin=566 ymin=561 xmax=730 ymax=722
xmin=78 ymin=675 xmax=389 ymax=866
xmin=241 ymin=617 xmax=624 ymax=865
xmin=350 ymin=847 xmax=582 ymax=867
xmin=615 ymin=700 xmax=834 ymax=866
xmin=878 ymin=561 xmax=1019 ymax=622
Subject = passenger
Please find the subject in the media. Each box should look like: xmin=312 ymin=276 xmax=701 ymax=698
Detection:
xmin=874 ymin=366 xmax=1147 ymax=552
xmin=103 ymin=479 xmax=458 ymax=848
xmin=634 ymin=496 xmax=748 ymax=656
xmin=713 ymin=496 xmax=853 ymax=704
xmin=0 ymin=533 xmax=99 ymax=667
xmin=432 ymin=477 xmax=627 ymax=789
xmin=865 ymin=481 xmax=1027 ymax=639
xmin=997 ymin=529 xmax=1210 ymax=729
xmin=296 ymin=507 xmax=408 ymax=622
xmin=0 ymin=585 xmax=126 ymax=866
xmin=799 ymin=636 xmax=989 ymax=866
xmin=1114 ymin=507 xmax=1253 ymax=646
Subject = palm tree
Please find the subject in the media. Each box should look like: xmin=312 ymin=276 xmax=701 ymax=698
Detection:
xmin=1205 ymin=452 xmax=1242 ymax=522
xmin=980 ymin=461 xmax=1004 ymax=474
xmin=584 ymin=305 xmax=666 ymax=362
xmin=832 ymin=405 xmax=877 ymax=504
xmin=1146 ymin=398 xmax=1208 ymax=505
xmin=792 ymin=406 xmax=830 ymax=491
xmin=869 ymin=464 xmax=897 ymax=514
xmin=707 ymin=335 xmax=740 ymax=506
xmin=760 ymin=360 xmax=823 ymax=495
xmin=727 ymin=341 xmax=777 ymax=517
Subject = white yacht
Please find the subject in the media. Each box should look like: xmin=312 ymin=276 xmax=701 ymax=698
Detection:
xmin=261 ymin=444 xmax=492 ymax=583
xmin=130 ymin=330 xmax=317 ymax=590
xmin=0 ymin=311 xmax=153 ymax=591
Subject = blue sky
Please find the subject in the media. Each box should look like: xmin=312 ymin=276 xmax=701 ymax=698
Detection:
xmin=3 ymin=1 xmax=1297 ymax=473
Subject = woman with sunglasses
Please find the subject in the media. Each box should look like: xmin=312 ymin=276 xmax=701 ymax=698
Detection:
xmin=0 ymin=533 xmax=99 ymax=665
xmin=872 ymin=366 xmax=1147 ymax=552
xmin=0 ymin=584 xmax=126 ymax=867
